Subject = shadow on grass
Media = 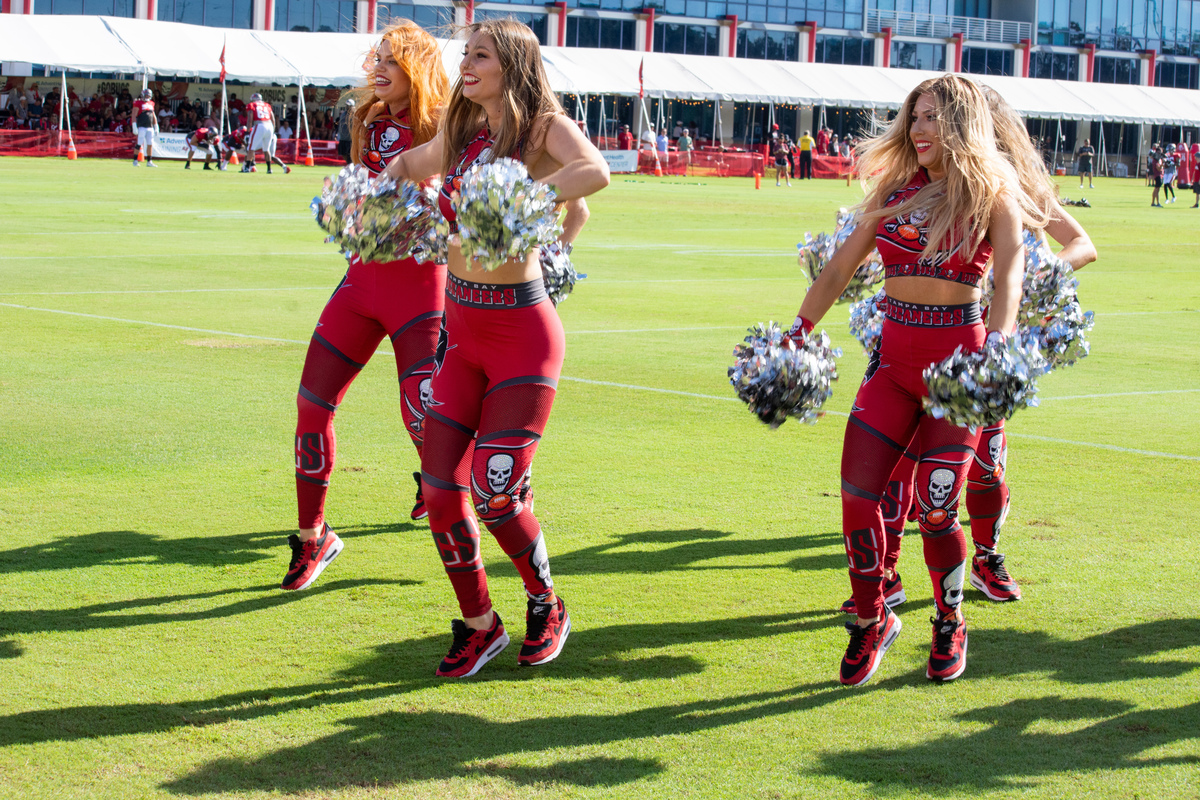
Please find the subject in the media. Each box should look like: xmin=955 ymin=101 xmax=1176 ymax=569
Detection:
xmin=0 ymin=523 xmax=414 ymax=574
xmin=812 ymin=697 xmax=1200 ymax=791
xmin=0 ymin=609 xmax=839 ymax=751
xmin=555 ymin=528 xmax=845 ymax=575
xmin=0 ymin=639 xmax=22 ymax=658
xmin=0 ymin=578 xmax=416 ymax=637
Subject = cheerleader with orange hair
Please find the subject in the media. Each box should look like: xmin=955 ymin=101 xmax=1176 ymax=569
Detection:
xmin=283 ymin=21 xmax=450 ymax=591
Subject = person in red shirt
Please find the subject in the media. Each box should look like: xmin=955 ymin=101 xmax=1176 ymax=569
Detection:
xmin=816 ymin=126 xmax=829 ymax=155
xmin=185 ymin=127 xmax=219 ymax=170
xmin=130 ymin=88 xmax=159 ymax=167
xmin=617 ymin=123 xmax=634 ymax=150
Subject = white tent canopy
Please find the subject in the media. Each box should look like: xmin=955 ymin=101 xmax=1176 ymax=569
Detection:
xmin=4 ymin=14 xmax=1200 ymax=125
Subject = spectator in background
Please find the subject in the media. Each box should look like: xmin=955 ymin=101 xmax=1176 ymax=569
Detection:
xmin=1161 ymin=149 xmax=1178 ymax=204
xmin=229 ymin=92 xmax=246 ymax=127
xmin=672 ymin=119 xmax=683 ymax=138
xmin=278 ymin=119 xmax=294 ymax=141
xmin=1076 ymin=138 xmax=1095 ymax=189
xmin=797 ymin=129 xmax=815 ymax=179
xmin=816 ymin=125 xmax=829 ymax=156
xmin=617 ymin=123 xmax=633 ymax=150
xmin=772 ymin=135 xmax=791 ymax=186
xmin=656 ymin=128 xmax=668 ymax=154
xmin=829 ymin=133 xmax=839 ymax=157
xmin=840 ymin=137 xmax=852 ymax=158
xmin=1148 ymin=147 xmax=1163 ymax=207
xmin=26 ymin=83 xmax=42 ymax=117
xmin=336 ymin=98 xmax=355 ymax=163
xmin=677 ymin=126 xmax=692 ymax=172
xmin=639 ymin=124 xmax=655 ymax=150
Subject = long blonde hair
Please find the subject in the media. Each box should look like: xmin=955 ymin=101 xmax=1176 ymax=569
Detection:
xmin=440 ymin=19 xmax=564 ymax=175
xmin=983 ymin=85 xmax=1057 ymax=227
xmin=856 ymin=75 xmax=1048 ymax=262
xmin=347 ymin=20 xmax=449 ymax=164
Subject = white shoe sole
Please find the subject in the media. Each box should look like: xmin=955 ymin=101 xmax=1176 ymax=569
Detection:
xmin=969 ymin=571 xmax=1021 ymax=602
xmin=521 ymin=613 xmax=571 ymax=667
xmin=291 ymin=536 xmax=344 ymax=591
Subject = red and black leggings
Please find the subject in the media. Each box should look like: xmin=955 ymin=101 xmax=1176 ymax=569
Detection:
xmin=294 ymin=255 xmax=446 ymax=529
xmin=840 ymin=300 xmax=984 ymax=621
xmin=421 ymin=275 xmax=566 ymax=618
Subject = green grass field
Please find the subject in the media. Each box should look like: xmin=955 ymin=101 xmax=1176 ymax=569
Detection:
xmin=1 ymin=157 xmax=1198 ymax=800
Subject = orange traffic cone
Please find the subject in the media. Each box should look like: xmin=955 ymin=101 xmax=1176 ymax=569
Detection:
xmin=137 ymin=149 xmax=144 ymax=163
xmin=66 ymin=137 xmax=77 ymax=160
xmin=303 ymin=146 xmax=314 ymax=167
xmin=228 ymin=151 xmax=240 ymax=166
xmin=754 ymin=172 xmax=761 ymax=190
xmin=654 ymin=159 xmax=662 ymax=177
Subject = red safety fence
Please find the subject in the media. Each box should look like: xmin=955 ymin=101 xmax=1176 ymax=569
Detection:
xmin=0 ymin=130 xmax=345 ymax=165
xmin=635 ymin=149 xmax=765 ymax=178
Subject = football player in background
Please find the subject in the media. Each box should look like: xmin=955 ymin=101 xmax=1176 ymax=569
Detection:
xmin=130 ymin=88 xmax=159 ymax=167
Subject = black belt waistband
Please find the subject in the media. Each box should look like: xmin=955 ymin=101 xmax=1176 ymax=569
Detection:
xmin=885 ymin=263 xmax=983 ymax=287
xmin=884 ymin=298 xmax=981 ymax=328
xmin=446 ymin=274 xmax=546 ymax=309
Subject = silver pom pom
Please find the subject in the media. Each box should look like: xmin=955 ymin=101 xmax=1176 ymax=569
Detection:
xmin=540 ymin=242 xmax=582 ymax=305
xmin=312 ymin=164 xmax=438 ymax=264
xmin=797 ymin=208 xmax=884 ymax=304
xmin=729 ymin=322 xmax=841 ymax=428
xmin=453 ymin=158 xmax=563 ymax=272
xmin=847 ymin=289 xmax=887 ymax=354
xmin=922 ymin=332 xmax=1048 ymax=427
xmin=982 ymin=230 xmax=1095 ymax=370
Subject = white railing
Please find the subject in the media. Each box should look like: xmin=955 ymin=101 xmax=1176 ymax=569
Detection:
xmin=866 ymin=9 xmax=1032 ymax=44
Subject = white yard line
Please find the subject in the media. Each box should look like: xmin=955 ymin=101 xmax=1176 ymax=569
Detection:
xmin=3 ymin=302 xmax=1197 ymax=462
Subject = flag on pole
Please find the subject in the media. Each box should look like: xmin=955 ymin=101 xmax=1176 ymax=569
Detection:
xmin=638 ymin=58 xmax=644 ymax=99
xmin=219 ymin=39 xmax=227 ymax=84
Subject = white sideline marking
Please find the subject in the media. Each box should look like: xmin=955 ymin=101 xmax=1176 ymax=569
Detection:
xmin=1040 ymin=389 xmax=1200 ymax=401
xmin=0 ymin=252 xmax=328 ymax=261
xmin=0 ymin=304 xmax=306 ymax=345
xmin=1005 ymin=433 xmax=1200 ymax=462
xmin=3 ymin=302 xmax=1197 ymax=462
xmin=0 ymin=287 xmax=330 ymax=297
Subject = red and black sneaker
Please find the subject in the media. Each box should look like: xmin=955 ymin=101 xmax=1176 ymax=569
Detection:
xmin=969 ymin=553 xmax=1022 ymax=602
xmin=927 ymin=611 xmax=968 ymax=682
xmin=435 ymin=615 xmax=510 ymax=678
xmin=839 ymin=606 xmax=902 ymax=687
xmin=410 ymin=472 xmax=428 ymax=521
xmin=518 ymin=596 xmax=571 ymax=666
xmin=840 ymin=572 xmax=908 ymax=615
xmin=280 ymin=523 xmax=343 ymax=591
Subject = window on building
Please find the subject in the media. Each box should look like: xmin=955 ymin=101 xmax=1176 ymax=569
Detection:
xmin=815 ymin=34 xmax=873 ymax=66
xmin=736 ymin=29 xmax=797 ymax=61
xmin=38 ymin=0 xmax=135 ymax=15
xmin=1030 ymin=50 xmax=1079 ymax=80
xmin=961 ymin=46 xmax=1013 ymax=75
xmin=655 ymin=22 xmax=719 ymax=55
xmin=157 ymin=0 xmax=251 ymax=26
xmin=891 ymin=41 xmax=945 ymax=71
xmin=1156 ymin=60 xmax=1200 ymax=89
xmin=376 ymin=3 xmax=454 ymax=34
xmin=275 ymin=0 xmax=357 ymax=32
xmin=1094 ymin=55 xmax=1139 ymax=83
xmin=476 ymin=9 xmax=549 ymax=42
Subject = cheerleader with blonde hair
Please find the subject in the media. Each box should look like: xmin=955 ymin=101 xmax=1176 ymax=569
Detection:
xmin=789 ymin=75 xmax=1047 ymax=686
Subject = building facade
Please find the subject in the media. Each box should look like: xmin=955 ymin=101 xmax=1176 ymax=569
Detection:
xmin=6 ymin=0 xmax=1198 ymax=90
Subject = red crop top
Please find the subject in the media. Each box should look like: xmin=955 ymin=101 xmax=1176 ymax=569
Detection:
xmin=438 ymin=128 xmax=499 ymax=232
xmin=360 ymin=109 xmax=413 ymax=178
xmin=875 ymin=169 xmax=993 ymax=288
